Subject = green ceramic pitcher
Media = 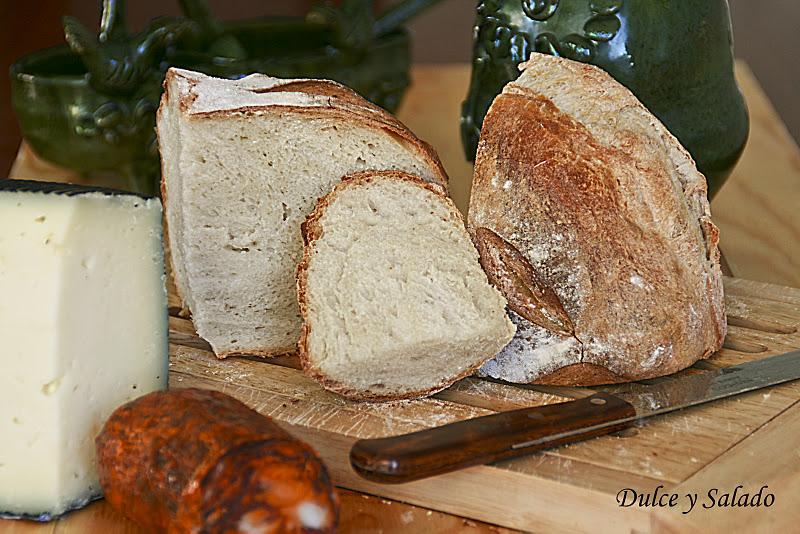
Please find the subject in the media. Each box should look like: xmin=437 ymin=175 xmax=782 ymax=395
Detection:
xmin=461 ymin=0 xmax=749 ymax=197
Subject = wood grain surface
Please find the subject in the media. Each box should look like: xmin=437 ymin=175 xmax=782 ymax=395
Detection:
xmin=3 ymin=62 xmax=800 ymax=533
xmin=171 ymin=278 xmax=800 ymax=533
xmin=712 ymin=64 xmax=800 ymax=288
xmin=1 ymin=490 xmax=513 ymax=534
xmin=173 ymin=278 xmax=800 ymax=531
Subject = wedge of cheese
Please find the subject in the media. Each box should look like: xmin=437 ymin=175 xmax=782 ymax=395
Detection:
xmin=0 ymin=180 xmax=168 ymax=520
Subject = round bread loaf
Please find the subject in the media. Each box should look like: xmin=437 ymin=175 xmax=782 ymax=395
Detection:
xmin=469 ymin=53 xmax=726 ymax=386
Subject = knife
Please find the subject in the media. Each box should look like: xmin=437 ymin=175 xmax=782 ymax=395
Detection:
xmin=350 ymin=349 xmax=800 ymax=483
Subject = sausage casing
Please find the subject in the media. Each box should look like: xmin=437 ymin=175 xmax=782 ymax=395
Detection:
xmin=95 ymin=388 xmax=338 ymax=533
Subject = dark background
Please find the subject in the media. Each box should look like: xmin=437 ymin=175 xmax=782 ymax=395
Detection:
xmin=2 ymin=0 xmax=798 ymax=176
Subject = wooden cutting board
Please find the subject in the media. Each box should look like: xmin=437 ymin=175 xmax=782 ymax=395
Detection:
xmin=167 ymin=276 xmax=800 ymax=533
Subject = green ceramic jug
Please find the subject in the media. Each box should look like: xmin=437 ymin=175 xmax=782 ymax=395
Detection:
xmin=461 ymin=0 xmax=749 ymax=197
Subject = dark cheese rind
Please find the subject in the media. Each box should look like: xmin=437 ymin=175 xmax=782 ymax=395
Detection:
xmin=0 ymin=493 xmax=102 ymax=522
xmin=0 ymin=179 xmax=152 ymax=199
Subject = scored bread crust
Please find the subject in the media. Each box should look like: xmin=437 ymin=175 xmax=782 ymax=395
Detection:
xmin=470 ymin=54 xmax=726 ymax=386
xmin=157 ymin=69 xmax=449 ymax=359
xmin=162 ymin=68 xmax=448 ymax=191
xmin=297 ymin=170 xmax=502 ymax=401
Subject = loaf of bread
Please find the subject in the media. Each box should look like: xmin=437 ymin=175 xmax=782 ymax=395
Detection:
xmin=298 ymin=171 xmax=515 ymax=400
xmin=469 ymin=53 xmax=726 ymax=386
xmin=157 ymin=68 xmax=448 ymax=358
xmin=96 ymin=388 xmax=338 ymax=533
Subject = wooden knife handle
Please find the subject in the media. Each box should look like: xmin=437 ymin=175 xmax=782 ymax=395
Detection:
xmin=350 ymin=391 xmax=636 ymax=484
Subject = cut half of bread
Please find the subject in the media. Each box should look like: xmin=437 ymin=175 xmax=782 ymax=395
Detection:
xmin=469 ymin=53 xmax=726 ymax=386
xmin=297 ymin=171 xmax=515 ymax=401
xmin=157 ymin=68 xmax=448 ymax=358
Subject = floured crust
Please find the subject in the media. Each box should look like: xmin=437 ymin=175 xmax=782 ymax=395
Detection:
xmin=470 ymin=53 xmax=726 ymax=386
xmin=163 ymin=69 xmax=448 ymax=191
xmin=297 ymin=171 xmax=490 ymax=401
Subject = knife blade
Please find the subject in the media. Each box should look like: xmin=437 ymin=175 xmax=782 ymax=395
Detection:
xmin=350 ymin=349 xmax=800 ymax=483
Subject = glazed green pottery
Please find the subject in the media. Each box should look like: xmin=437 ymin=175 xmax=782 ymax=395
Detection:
xmin=10 ymin=0 xmax=442 ymax=195
xmin=461 ymin=0 xmax=749 ymax=197
xmin=11 ymin=25 xmax=410 ymax=195
xmin=11 ymin=47 xmax=163 ymax=194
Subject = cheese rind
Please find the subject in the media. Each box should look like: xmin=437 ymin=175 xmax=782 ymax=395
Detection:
xmin=0 ymin=180 xmax=168 ymax=520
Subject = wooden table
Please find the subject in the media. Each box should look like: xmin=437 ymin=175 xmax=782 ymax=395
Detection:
xmin=4 ymin=62 xmax=800 ymax=533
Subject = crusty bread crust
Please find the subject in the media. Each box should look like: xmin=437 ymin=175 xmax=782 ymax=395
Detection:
xmin=530 ymin=363 xmax=626 ymax=386
xmin=217 ymin=347 xmax=297 ymax=359
xmin=470 ymin=54 xmax=726 ymax=386
xmin=157 ymin=69 xmax=449 ymax=359
xmin=156 ymin=85 xmax=184 ymax=315
xmin=164 ymin=69 xmax=448 ymax=191
xmin=296 ymin=170 xmax=495 ymax=401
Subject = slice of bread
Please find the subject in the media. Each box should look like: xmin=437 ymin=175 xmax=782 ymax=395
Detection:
xmin=297 ymin=171 xmax=515 ymax=401
xmin=469 ymin=53 xmax=726 ymax=386
xmin=157 ymin=68 xmax=448 ymax=358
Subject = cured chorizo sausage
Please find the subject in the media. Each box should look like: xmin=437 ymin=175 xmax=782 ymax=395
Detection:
xmin=96 ymin=388 xmax=338 ymax=533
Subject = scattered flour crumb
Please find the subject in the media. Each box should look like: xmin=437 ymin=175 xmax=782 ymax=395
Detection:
xmin=630 ymin=274 xmax=648 ymax=290
xmin=503 ymin=179 xmax=513 ymax=190
xmin=640 ymin=343 xmax=673 ymax=370
xmin=479 ymin=311 xmax=580 ymax=382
